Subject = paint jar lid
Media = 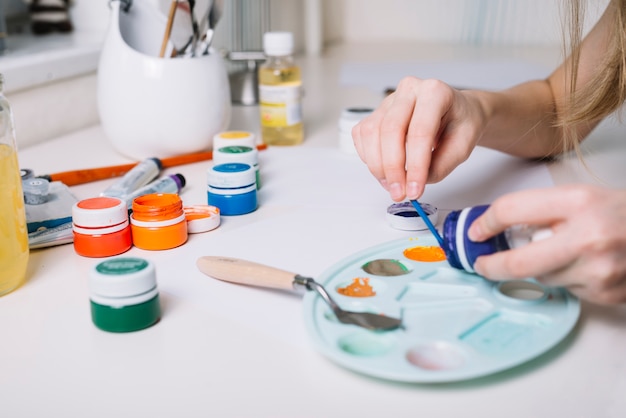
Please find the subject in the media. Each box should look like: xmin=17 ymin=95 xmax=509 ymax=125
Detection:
xmin=338 ymin=107 xmax=374 ymax=154
xmin=208 ymin=163 xmax=256 ymax=188
xmin=386 ymin=201 xmax=439 ymax=231
xmin=213 ymin=131 xmax=256 ymax=150
xmin=214 ymin=146 xmax=259 ymax=167
xmin=73 ymin=197 xmax=128 ymax=227
xmin=184 ymin=205 xmax=221 ymax=233
xmin=89 ymin=257 xmax=157 ymax=300
xmin=339 ymin=107 xmax=374 ymax=132
xmin=22 ymin=177 xmax=50 ymax=205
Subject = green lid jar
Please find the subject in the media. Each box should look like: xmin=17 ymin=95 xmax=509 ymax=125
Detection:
xmin=89 ymin=257 xmax=161 ymax=333
xmin=213 ymin=145 xmax=261 ymax=189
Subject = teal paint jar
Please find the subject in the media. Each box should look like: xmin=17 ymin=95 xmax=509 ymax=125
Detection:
xmin=207 ymin=163 xmax=257 ymax=216
xmin=213 ymin=145 xmax=261 ymax=189
xmin=89 ymin=257 xmax=161 ymax=333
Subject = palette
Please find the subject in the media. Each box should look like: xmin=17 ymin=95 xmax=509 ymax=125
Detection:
xmin=302 ymin=236 xmax=580 ymax=383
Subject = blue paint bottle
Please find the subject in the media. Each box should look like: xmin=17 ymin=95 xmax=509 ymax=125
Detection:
xmin=442 ymin=205 xmax=552 ymax=273
xmin=207 ymin=163 xmax=257 ymax=216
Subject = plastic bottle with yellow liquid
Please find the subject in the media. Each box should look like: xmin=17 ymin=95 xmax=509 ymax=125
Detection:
xmin=259 ymin=31 xmax=304 ymax=145
xmin=0 ymin=73 xmax=29 ymax=296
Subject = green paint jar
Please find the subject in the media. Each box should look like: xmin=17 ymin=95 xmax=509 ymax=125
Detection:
xmin=213 ymin=145 xmax=261 ymax=189
xmin=89 ymin=257 xmax=161 ymax=333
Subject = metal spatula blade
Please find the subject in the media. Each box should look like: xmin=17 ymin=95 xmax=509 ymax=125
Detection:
xmin=196 ymin=256 xmax=403 ymax=332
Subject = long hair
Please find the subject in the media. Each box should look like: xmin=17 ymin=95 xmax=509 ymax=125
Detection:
xmin=560 ymin=0 xmax=626 ymax=151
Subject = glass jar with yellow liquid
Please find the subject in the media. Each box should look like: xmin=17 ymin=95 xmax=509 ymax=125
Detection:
xmin=259 ymin=32 xmax=304 ymax=145
xmin=0 ymin=73 xmax=29 ymax=296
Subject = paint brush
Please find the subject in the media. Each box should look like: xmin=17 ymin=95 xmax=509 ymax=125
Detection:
xmin=37 ymin=144 xmax=268 ymax=187
xmin=159 ymin=0 xmax=178 ymax=58
xmin=410 ymin=199 xmax=444 ymax=247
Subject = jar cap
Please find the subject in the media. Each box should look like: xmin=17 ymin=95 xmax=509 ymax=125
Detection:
xmin=214 ymin=146 xmax=258 ymax=166
xmin=338 ymin=107 xmax=374 ymax=132
xmin=208 ymin=163 xmax=256 ymax=188
xmin=213 ymin=131 xmax=256 ymax=150
xmin=22 ymin=177 xmax=50 ymax=205
xmin=73 ymin=197 xmax=128 ymax=227
xmin=263 ymin=32 xmax=294 ymax=56
xmin=184 ymin=205 xmax=221 ymax=233
xmin=89 ymin=257 xmax=157 ymax=298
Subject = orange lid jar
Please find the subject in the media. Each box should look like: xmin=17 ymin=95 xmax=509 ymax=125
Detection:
xmin=72 ymin=197 xmax=132 ymax=257
xmin=130 ymin=193 xmax=188 ymax=250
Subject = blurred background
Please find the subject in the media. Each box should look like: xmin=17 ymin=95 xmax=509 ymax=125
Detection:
xmin=0 ymin=0 xmax=609 ymax=148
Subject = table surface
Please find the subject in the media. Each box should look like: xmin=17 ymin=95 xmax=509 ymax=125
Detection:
xmin=3 ymin=42 xmax=626 ymax=418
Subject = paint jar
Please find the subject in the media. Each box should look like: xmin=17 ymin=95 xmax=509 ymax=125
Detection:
xmin=89 ymin=257 xmax=161 ymax=333
xmin=213 ymin=130 xmax=256 ymax=150
xmin=72 ymin=196 xmax=132 ymax=258
xmin=386 ymin=201 xmax=438 ymax=231
xmin=207 ymin=162 xmax=257 ymax=216
xmin=130 ymin=193 xmax=188 ymax=250
xmin=213 ymin=145 xmax=261 ymax=189
xmin=338 ymin=107 xmax=374 ymax=154
xmin=442 ymin=205 xmax=552 ymax=273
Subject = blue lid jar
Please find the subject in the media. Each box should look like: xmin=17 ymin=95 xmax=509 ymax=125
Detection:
xmin=207 ymin=163 xmax=257 ymax=216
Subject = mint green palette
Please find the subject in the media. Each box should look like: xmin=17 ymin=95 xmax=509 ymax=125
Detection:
xmin=302 ymin=236 xmax=580 ymax=383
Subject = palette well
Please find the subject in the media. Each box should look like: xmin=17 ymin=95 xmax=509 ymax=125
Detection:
xmin=302 ymin=236 xmax=580 ymax=383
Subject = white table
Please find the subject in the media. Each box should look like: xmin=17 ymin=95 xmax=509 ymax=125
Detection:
xmin=2 ymin=42 xmax=626 ymax=418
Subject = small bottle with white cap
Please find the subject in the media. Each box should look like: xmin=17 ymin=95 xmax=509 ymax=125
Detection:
xmin=259 ymin=31 xmax=304 ymax=146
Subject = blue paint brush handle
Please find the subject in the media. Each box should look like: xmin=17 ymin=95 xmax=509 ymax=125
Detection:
xmin=410 ymin=200 xmax=444 ymax=247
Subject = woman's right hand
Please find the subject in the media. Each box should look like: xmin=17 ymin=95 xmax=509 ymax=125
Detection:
xmin=351 ymin=76 xmax=489 ymax=202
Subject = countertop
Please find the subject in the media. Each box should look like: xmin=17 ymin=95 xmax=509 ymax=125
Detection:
xmin=2 ymin=42 xmax=626 ymax=418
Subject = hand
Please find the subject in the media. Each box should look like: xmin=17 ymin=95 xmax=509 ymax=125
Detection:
xmin=351 ymin=77 xmax=487 ymax=201
xmin=468 ymin=185 xmax=626 ymax=305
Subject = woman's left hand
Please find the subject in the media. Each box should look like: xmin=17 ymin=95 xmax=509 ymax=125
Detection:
xmin=468 ymin=185 xmax=626 ymax=305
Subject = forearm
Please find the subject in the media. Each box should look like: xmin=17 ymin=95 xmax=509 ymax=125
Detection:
xmin=466 ymin=80 xmax=565 ymax=158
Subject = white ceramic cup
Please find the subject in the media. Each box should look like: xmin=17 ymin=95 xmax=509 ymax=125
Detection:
xmin=97 ymin=0 xmax=231 ymax=160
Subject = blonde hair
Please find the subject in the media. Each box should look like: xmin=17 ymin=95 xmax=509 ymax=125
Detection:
xmin=560 ymin=0 xmax=626 ymax=151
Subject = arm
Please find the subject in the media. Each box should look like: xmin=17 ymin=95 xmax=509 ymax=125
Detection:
xmin=352 ymin=0 xmax=617 ymax=201
xmin=473 ymin=0 xmax=616 ymax=157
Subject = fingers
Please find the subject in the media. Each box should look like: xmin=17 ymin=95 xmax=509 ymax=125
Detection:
xmin=473 ymin=231 xmax=577 ymax=281
xmin=403 ymin=80 xmax=454 ymax=199
xmin=352 ymin=94 xmax=397 ymax=191
xmin=468 ymin=188 xmax=574 ymax=241
xmin=353 ymin=77 xmax=455 ymax=201
xmin=470 ymin=186 xmax=626 ymax=306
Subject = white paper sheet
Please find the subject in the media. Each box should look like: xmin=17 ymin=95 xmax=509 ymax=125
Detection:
xmin=162 ymin=145 xmax=554 ymax=349
xmin=340 ymin=59 xmax=552 ymax=92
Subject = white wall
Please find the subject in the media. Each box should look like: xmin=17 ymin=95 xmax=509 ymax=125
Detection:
xmin=322 ymin=0 xmax=609 ymax=46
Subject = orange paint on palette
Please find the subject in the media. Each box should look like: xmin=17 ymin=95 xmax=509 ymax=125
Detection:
xmin=403 ymin=245 xmax=447 ymax=262
xmin=337 ymin=278 xmax=376 ymax=297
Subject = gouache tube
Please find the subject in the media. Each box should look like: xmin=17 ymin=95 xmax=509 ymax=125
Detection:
xmin=101 ymin=157 xmax=162 ymax=198
xmin=442 ymin=205 xmax=552 ymax=273
xmin=122 ymin=174 xmax=186 ymax=209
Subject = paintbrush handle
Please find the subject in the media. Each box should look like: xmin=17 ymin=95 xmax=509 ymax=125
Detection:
xmin=43 ymin=144 xmax=267 ymax=186
xmin=43 ymin=163 xmax=137 ymax=186
xmin=160 ymin=0 xmax=178 ymax=58
xmin=196 ymin=256 xmax=297 ymax=290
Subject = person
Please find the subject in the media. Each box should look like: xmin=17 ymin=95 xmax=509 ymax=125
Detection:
xmin=352 ymin=0 xmax=626 ymax=305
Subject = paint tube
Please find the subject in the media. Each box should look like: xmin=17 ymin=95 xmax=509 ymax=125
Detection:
xmin=101 ymin=157 xmax=162 ymax=198
xmin=442 ymin=205 xmax=552 ymax=273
